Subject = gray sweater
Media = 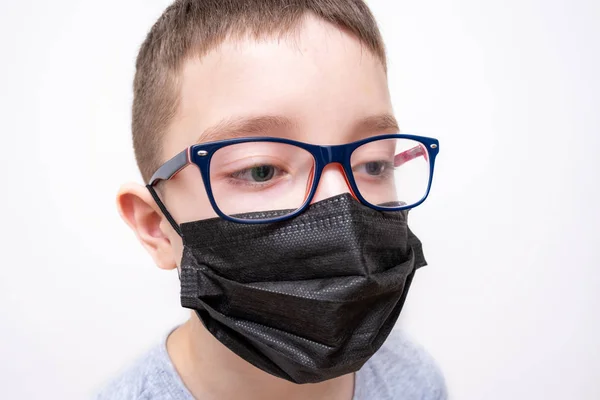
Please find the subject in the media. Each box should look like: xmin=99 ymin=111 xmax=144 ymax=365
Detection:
xmin=95 ymin=329 xmax=447 ymax=399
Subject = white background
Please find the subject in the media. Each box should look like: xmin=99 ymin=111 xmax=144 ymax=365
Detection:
xmin=1 ymin=0 xmax=599 ymax=398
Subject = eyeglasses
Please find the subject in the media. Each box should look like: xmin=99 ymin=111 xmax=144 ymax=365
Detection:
xmin=147 ymin=134 xmax=439 ymax=225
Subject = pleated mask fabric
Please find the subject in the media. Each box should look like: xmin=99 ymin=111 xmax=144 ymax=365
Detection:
xmin=179 ymin=193 xmax=427 ymax=384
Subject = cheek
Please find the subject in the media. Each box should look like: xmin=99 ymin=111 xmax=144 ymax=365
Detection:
xmin=162 ymin=164 xmax=219 ymax=223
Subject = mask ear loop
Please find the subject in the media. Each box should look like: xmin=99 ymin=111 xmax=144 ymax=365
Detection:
xmin=147 ymin=184 xmax=184 ymax=279
xmin=146 ymin=184 xmax=183 ymax=238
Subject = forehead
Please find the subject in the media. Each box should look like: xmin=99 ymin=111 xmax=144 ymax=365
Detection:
xmin=165 ymin=15 xmax=393 ymax=160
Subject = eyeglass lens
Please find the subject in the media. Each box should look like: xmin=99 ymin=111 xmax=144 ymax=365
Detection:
xmin=208 ymin=138 xmax=430 ymax=220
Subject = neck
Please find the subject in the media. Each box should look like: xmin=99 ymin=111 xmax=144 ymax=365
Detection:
xmin=167 ymin=313 xmax=355 ymax=400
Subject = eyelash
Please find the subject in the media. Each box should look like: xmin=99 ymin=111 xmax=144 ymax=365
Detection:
xmin=353 ymin=161 xmax=395 ymax=178
xmin=227 ymin=165 xmax=287 ymax=187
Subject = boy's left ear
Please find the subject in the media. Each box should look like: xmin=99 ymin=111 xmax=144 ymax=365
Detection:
xmin=116 ymin=182 xmax=179 ymax=270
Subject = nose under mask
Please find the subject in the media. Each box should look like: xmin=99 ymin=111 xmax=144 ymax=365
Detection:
xmin=178 ymin=193 xmax=427 ymax=384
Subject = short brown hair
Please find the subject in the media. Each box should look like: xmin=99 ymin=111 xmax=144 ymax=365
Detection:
xmin=132 ymin=0 xmax=387 ymax=183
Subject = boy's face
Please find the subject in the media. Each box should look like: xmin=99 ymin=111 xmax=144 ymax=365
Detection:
xmin=123 ymin=16 xmax=396 ymax=268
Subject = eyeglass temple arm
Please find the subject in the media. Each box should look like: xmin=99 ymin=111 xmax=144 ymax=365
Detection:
xmin=146 ymin=148 xmax=191 ymax=237
xmin=394 ymin=145 xmax=428 ymax=167
xmin=147 ymin=148 xmax=191 ymax=186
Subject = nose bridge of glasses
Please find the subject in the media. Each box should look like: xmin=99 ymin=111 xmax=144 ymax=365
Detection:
xmin=312 ymin=146 xmax=358 ymax=203
xmin=318 ymin=144 xmax=348 ymax=165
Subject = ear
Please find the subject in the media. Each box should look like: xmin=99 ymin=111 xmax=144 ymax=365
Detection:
xmin=116 ymin=182 xmax=179 ymax=270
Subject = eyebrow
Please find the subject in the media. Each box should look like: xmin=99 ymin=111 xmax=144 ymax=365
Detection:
xmin=196 ymin=113 xmax=400 ymax=144
xmin=353 ymin=114 xmax=400 ymax=136
xmin=197 ymin=115 xmax=297 ymax=143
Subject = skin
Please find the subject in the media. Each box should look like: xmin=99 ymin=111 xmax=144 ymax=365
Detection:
xmin=117 ymin=15 xmax=397 ymax=400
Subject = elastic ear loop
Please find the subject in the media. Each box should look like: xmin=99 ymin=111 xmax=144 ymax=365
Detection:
xmin=146 ymin=184 xmax=183 ymax=237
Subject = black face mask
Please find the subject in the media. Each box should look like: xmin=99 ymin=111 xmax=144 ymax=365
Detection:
xmin=178 ymin=193 xmax=427 ymax=384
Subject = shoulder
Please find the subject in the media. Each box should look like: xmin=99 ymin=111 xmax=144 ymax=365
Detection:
xmin=94 ymin=341 xmax=192 ymax=400
xmin=356 ymin=330 xmax=448 ymax=400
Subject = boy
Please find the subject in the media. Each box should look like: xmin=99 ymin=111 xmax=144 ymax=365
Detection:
xmin=100 ymin=0 xmax=447 ymax=399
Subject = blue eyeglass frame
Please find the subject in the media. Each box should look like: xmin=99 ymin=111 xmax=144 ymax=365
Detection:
xmin=147 ymin=133 xmax=439 ymax=230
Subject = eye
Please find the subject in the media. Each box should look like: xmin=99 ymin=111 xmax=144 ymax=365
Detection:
xmin=250 ymin=165 xmax=275 ymax=182
xmin=353 ymin=160 xmax=393 ymax=177
xmin=230 ymin=164 xmax=283 ymax=183
xmin=365 ymin=161 xmax=386 ymax=176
